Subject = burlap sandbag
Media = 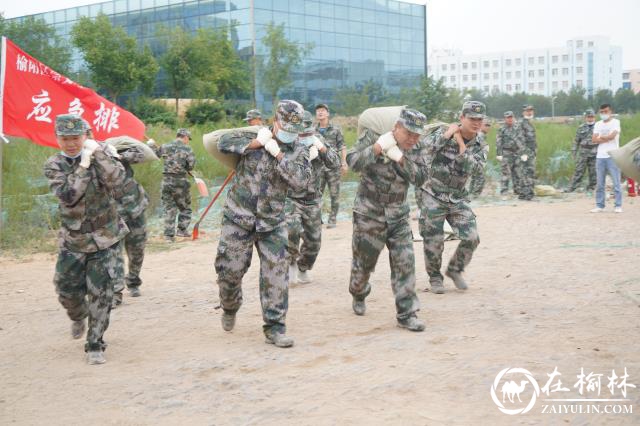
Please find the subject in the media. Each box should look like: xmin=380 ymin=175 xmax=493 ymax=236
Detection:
xmin=104 ymin=136 xmax=158 ymax=163
xmin=534 ymin=184 xmax=558 ymax=196
xmin=357 ymin=106 xmax=405 ymax=139
xmin=609 ymin=137 xmax=640 ymax=181
xmin=203 ymin=126 xmax=261 ymax=170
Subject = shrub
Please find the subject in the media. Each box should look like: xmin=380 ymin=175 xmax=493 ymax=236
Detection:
xmin=129 ymin=97 xmax=177 ymax=126
xmin=185 ymin=101 xmax=225 ymax=125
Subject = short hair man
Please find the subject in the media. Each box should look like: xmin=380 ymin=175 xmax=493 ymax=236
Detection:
xmin=417 ymin=101 xmax=488 ymax=294
xmin=517 ymin=105 xmax=537 ymax=200
xmin=44 ymin=114 xmax=129 ymax=364
xmin=496 ymin=111 xmax=530 ymax=198
xmin=243 ymin=109 xmax=264 ymax=126
xmin=591 ymin=104 xmax=622 ymax=213
xmin=566 ymin=109 xmax=598 ymax=193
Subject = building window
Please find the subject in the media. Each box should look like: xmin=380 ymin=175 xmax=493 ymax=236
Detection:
xmin=622 ymin=72 xmax=630 ymax=79
xmin=506 ymin=71 xmax=512 ymax=79
xmin=576 ymin=66 xmax=583 ymax=74
xmin=538 ymin=69 xmax=544 ymax=77
xmin=562 ymin=80 xmax=569 ymax=89
xmin=515 ymin=58 xmax=521 ymax=66
xmin=493 ymin=72 xmax=499 ymax=79
xmin=562 ymin=54 xmax=569 ymax=61
xmin=515 ymin=71 xmax=521 ymax=78
xmin=451 ymin=63 xmax=456 ymax=71
xmin=552 ymin=68 xmax=558 ymax=76
xmin=483 ymin=73 xmax=489 ymax=79
xmin=528 ymin=70 xmax=535 ymax=77
xmin=483 ymin=60 xmax=489 ymax=68
xmin=528 ymin=82 xmax=534 ymax=91
xmin=471 ymin=61 xmax=477 ymax=69
xmin=506 ymin=59 xmax=512 ymax=66
xmin=576 ymin=80 xmax=583 ymax=87
xmin=492 ymin=85 xmax=499 ymax=91
xmin=588 ymin=41 xmax=594 ymax=47
xmin=577 ymin=40 xmax=583 ymax=48
xmin=576 ymin=53 xmax=583 ymax=61
xmin=528 ymin=57 xmax=534 ymax=65
xmin=462 ymin=62 xmax=468 ymax=70
xmin=450 ymin=76 xmax=456 ymax=82
xmin=463 ymin=74 xmax=468 ymax=82
xmin=506 ymin=84 xmax=512 ymax=92
xmin=538 ymin=56 xmax=544 ymax=64
xmin=515 ymin=83 xmax=521 ymax=91
xmin=442 ymin=64 xmax=447 ymax=71
xmin=552 ymin=55 xmax=558 ymax=63
xmin=538 ymin=82 xmax=544 ymax=90
xmin=492 ymin=60 xmax=499 ymax=67
xmin=471 ymin=74 xmax=477 ymax=81
xmin=552 ymin=81 xmax=558 ymax=89
xmin=484 ymin=85 xmax=489 ymax=92
xmin=562 ymin=68 xmax=569 ymax=75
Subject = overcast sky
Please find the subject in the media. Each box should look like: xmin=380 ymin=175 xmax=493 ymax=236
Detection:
xmin=1 ymin=0 xmax=638 ymax=69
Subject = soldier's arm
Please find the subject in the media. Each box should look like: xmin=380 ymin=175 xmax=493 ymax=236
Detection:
xmin=119 ymin=145 xmax=146 ymax=164
xmin=336 ymin=128 xmax=348 ymax=167
xmin=320 ymin=143 xmax=341 ymax=170
xmin=572 ymin=127 xmax=581 ymax=155
xmin=149 ymin=142 xmax=162 ymax=157
xmin=454 ymin=142 xmax=488 ymax=175
xmin=276 ymin=145 xmax=312 ymax=191
xmin=44 ymin=158 xmax=92 ymax=207
xmin=515 ymin=127 xmax=533 ymax=156
xmin=218 ymin=132 xmax=254 ymax=155
xmin=346 ymin=128 xmax=378 ymax=172
xmin=185 ymin=146 xmax=196 ymax=172
xmin=92 ymin=148 xmax=127 ymax=191
xmin=392 ymin=147 xmax=430 ymax=186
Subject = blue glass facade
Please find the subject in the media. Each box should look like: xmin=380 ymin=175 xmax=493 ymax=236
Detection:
xmin=10 ymin=0 xmax=426 ymax=109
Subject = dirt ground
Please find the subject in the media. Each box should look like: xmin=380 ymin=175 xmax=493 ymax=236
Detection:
xmin=1 ymin=195 xmax=639 ymax=425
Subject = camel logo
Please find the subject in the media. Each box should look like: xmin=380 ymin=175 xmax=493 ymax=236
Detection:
xmin=491 ymin=367 xmax=541 ymax=415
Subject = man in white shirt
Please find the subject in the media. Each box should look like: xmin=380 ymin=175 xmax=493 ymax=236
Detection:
xmin=591 ymin=104 xmax=622 ymax=213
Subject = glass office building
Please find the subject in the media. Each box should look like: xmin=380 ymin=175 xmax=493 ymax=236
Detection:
xmin=9 ymin=0 xmax=427 ymax=110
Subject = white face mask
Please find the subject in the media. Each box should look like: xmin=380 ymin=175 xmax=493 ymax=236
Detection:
xmin=524 ymin=114 xmax=534 ymax=120
xmin=600 ymin=113 xmax=610 ymax=121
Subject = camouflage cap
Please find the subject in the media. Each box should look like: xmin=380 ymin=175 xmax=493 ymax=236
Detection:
xmin=504 ymin=111 xmax=514 ymax=117
xmin=275 ymin=99 xmax=304 ymax=133
xmin=396 ymin=108 xmax=428 ymax=135
xmin=302 ymin=110 xmax=315 ymax=133
xmin=462 ymin=101 xmax=486 ymax=118
xmin=584 ymin=108 xmax=595 ymax=116
xmin=315 ymin=103 xmax=330 ymax=112
xmin=177 ymin=128 xmax=192 ymax=140
xmin=243 ymin=109 xmax=262 ymax=122
xmin=522 ymin=104 xmax=534 ymax=111
xmin=55 ymin=114 xmax=87 ymax=136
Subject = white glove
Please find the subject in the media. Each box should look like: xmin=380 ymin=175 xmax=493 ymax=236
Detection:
xmin=256 ymin=128 xmax=273 ymax=146
xmin=264 ymin=138 xmax=281 ymax=158
xmin=146 ymin=138 xmax=156 ymax=146
xmin=385 ymin=145 xmax=403 ymax=163
xmin=83 ymin=138 xmax=100 ymax=154
xmin=375 ymin=132 xmax=397 ymax=151
xmin=521 ymin=154 xmax=528 ymax=162
xmin=105 ymin=144 xmax=120 ymax=158
xmin=312 ymin=136 xmax=325 ymax=150
xmin=79 ymin=148 xmax=93 ymax=169
xmin=496 ymin=155 xmax=503 ymax=161
xmin=309 ymin=145 xmax=319 ymax=161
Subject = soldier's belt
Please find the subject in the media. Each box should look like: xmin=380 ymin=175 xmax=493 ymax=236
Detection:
xmin=79 ymin=214 xmax=112 ymax=233
xmin=290 ymin=196 xmax=321 ymax=206
xmin=163 ymin=172 xmax=187 ymax=177
xmin=360 ymin=187 xmax=406 ymax=203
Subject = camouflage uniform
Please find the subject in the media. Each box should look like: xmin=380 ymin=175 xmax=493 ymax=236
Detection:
xmin=417 ymin=103 xmax=487 ymax=288
xmin=112 ymin=146 xmax=150 ymax=301
xmin=316 ymin=122 xmax=345 ymax=224
xmin=568 ymin=121 xmax=597 ymax=191
xmin=496 ymin=122 xmax=530 ymax=196
xmin=151 ymin=136 xmax=196 ymax=237
xmin=214 ymin=105 xmax=311 ymax=337
xmin=287 ymin=133 xmax=341 ymax=273
xmin=468 ymin=131 xmax=489 ymax=196
xmin=519 ymin=116 xmax=537 ymax=196
xmin=44 ymin=115 xmax=129 ymax=353
xmin=347 ymin=112 xmax=429 ymax=321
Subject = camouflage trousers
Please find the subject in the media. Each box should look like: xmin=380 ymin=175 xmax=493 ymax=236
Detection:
xmin=215 ymin=217 xmax=289 ymax=334
xmin=286 ymin=198 xmax=322 ymax=272
xmin=468 ymin=166 xmax=486 ymax=196
xmin=54 ymin=242 xmax=120 ymax=352
xmin=349 ymin=213 xmax=420 ymax=320
xmin=418 ymin=192 xmax=480 ymax=283
xmin=113 ymin=212 xmax=148 ymax=296
xmin=319 ymin=168 xmax=341 ymax=223
xmin=568 ymin=150 xmax=597 ymax=191
xmin=161 ymin=175 xmax=192 ymax=237
xmin=500 ymin=154 xmax=523 ymax=195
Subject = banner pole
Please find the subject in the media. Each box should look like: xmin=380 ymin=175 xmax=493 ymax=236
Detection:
xmin=0 ymin=36 xmax=7 ymax=240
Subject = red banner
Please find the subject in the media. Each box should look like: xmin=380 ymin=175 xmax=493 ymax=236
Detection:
xmin=0 ymin=37 xmax=145 ymax=148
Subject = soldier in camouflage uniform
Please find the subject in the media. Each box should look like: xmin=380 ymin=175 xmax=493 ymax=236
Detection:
xmin=417 ymin=101 xmax=488 ymax=294
xmin=347 ymin=108 xmax=429 ymax=332
xmin=496 ymin=111 xmax=531 ymax=197
xmin=286 ymin=111 xmax=340 ymax=284
xmin=243 ymin=109 xmax=264 ymax=126
xmin=566 ymin=109 xmax=597 ymax=192
xmin=518 ymin=105 xmax=536 ymax=200
xmin=315 ymin=103 xmax=346 ymax=228
xmin=149 ymin=129 xmax=196 ymax=241
xmin=468 ymin=118 xmax=491 ymax=196
xmin=214 ymin=100 xmax=311 ymax=348
xmin=44 ymin=114 xmax=129 ymax=365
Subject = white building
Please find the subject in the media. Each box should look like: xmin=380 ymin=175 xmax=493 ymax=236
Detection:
xmin=428 ymin=36 xmax=622 ymax=97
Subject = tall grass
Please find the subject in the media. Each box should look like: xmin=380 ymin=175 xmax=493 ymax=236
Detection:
xmin=1 ymin=114 xmax=639 ymax=253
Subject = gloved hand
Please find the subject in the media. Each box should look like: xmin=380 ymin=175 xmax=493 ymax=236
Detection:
xmin=375 ymin=132 xmax=397 ymax=151
xmin=385 ymin=145 xmax=403 ymax=163
xmin=312 ymin=136 xmax=325 ymax=151
xmin=83 ymin=139 xmax=100 ymax=154
xmin=256 ymin=128 xmax=273 ymax=146
xmin=520 ymin=154 xmax=528 ymax=162
xmin=105 ymin=144 xmax=121 ymax=158
xmin=309 ymin=145 xmax=319 ymax=161
xmin=496 ymin=155 xmax=503 ymax=161
xmin=146 ymin=138 xmax=156 ymax=146
xmin=264 ymin=138 xmax=281 ymax=158
xmin=79 ymin=148 xmax=93 ymax=169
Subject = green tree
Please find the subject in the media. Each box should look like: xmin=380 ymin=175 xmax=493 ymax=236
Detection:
xmin=614 ymin=88 xmax=637 ymax=113
xmin=258 ymin=22 xmax=313 ymax=104
xmin=335 ymin=86 xmax=369 ymax=116
xmin=562 ymin=87 xmax=590 ymax=116
xmin=592 ymin=89 xmax=614 ymax=110
xmin=0 ymin=14 xmax=71 ymax=74
xmin=71 ymin=14 xmax=158 ymax=101
xmin=416 ymin=75 xmax=449 ymax=120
